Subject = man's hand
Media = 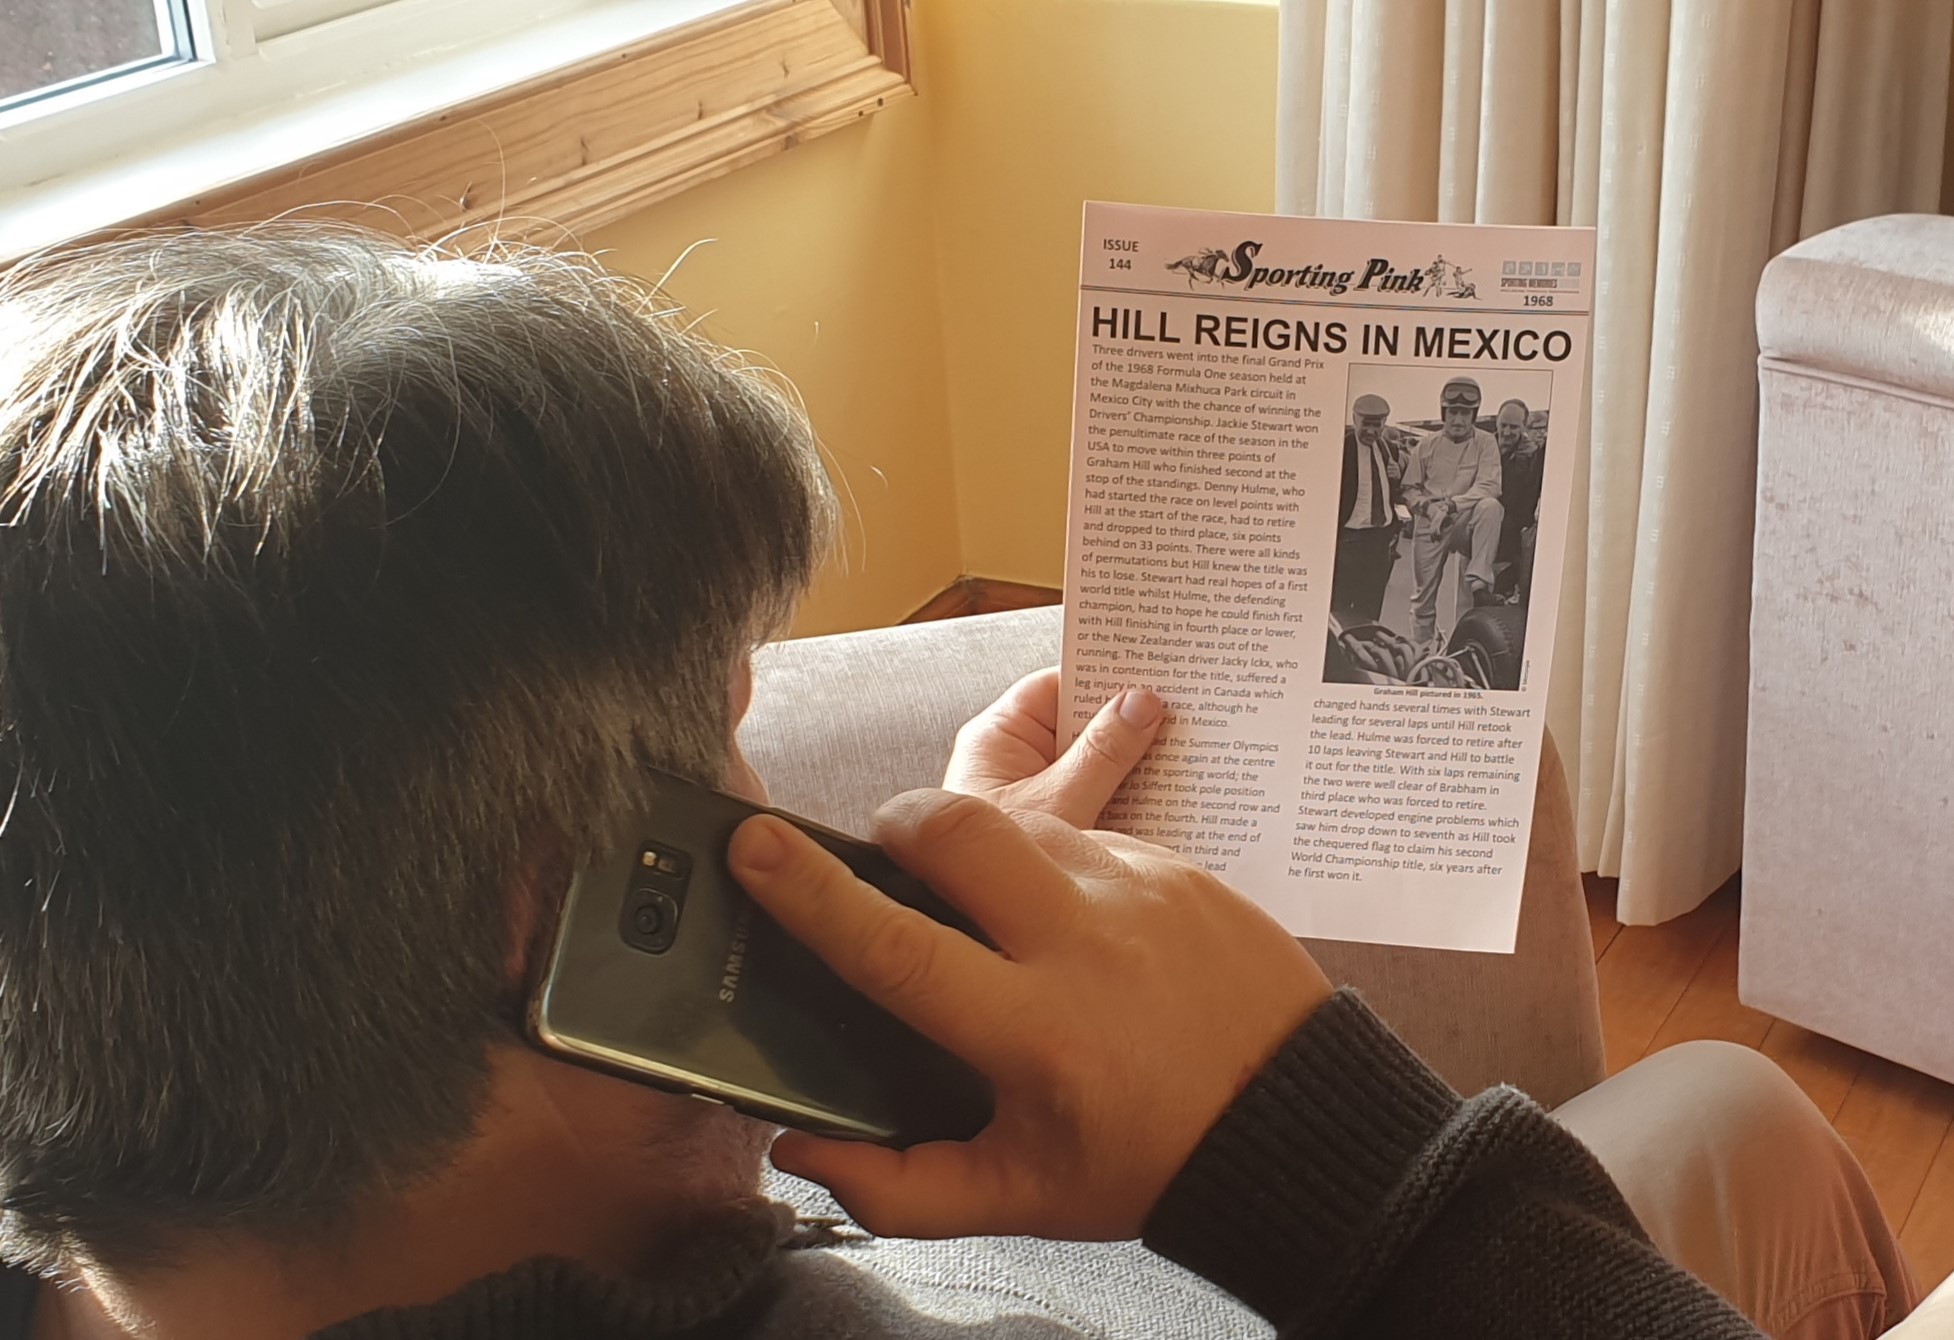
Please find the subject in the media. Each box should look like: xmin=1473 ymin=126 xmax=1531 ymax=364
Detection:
xmin=941 ymin=668 xmax=1163 ymax=830
xmin=729 ymin=792 xmax=1334 ymax=1242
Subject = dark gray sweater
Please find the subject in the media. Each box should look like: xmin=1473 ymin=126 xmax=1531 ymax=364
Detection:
xmin=8 ymin=993 xmax=1770 ymax=1338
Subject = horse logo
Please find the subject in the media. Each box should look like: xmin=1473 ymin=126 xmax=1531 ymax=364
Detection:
xmin=1165 ymin=248 xmax=1234 ymax=287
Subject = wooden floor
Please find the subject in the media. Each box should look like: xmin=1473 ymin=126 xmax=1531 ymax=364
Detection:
xmin=1590 ymin=875 xmax=1954 ymax=1295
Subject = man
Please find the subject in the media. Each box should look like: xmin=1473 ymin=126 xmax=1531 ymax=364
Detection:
xmin=0 ymin=227 xmax=1926 ymax=1338
xmin=1493 ymin=397 xmax=1545 ymax=599
xmin=1332 ymin=392 xmax=1400 ymax=623
xmin=1401 ymin=375 xmax=1505 ymax=644
xmin=0 ymin=227 xmax=838 ymax=1336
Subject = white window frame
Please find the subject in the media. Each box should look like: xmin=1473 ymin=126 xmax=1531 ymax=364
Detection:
xmin=243 ymin=0 xmax=409 ymax=43
xmin=0 ymin=0 xmax=912 ymax=262
xmin=0 ymin=0 xmax=198 ymax=123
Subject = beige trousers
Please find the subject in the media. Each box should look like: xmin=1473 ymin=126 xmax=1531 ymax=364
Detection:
xmin=1555 ymin=1041 xmax=1937 ymax=1339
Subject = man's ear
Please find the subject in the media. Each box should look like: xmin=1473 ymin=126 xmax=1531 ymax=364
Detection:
xmin=504 ymin=829 xmax=575 ymax=994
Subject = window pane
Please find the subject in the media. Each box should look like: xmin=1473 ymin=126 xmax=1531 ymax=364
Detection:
xmin=0 ymin=0 xmax=179 ymax=103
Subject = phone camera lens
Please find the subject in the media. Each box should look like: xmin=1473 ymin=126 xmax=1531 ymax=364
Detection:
xmin=623 ymin=890 xmax=682 ymax=954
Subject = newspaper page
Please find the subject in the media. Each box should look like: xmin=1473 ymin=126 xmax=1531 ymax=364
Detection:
xmin=1061 ymin=203 xmax=1594 ymax=953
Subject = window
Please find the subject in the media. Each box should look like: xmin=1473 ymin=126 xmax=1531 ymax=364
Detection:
xmin=0 ymin=0 xmax=193 ymax=111
xmin=0 ymin=0 xmax=912 ymax=261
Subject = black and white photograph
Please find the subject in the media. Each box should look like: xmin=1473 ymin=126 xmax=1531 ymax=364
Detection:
xmin=1323 ymin=363 xmax=1551 ymax=692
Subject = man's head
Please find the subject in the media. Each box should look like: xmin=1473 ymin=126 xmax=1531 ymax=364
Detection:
xmin=1352 ymin=393 xmax=1390 ymax=445
xmin=0 ymin=226 xmax=833 ymax=1272
xmin=1527 ymin=410 xmax=1549 ymax=452
xmin=1438 ymin=376 xmax=1481 ymax=442
xmin=1496 ymin=399 xmax=1529 ymax=453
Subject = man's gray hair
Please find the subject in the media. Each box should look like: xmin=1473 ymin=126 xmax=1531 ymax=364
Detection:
xmin=0 ymin=225 xmax=834 ymax=1269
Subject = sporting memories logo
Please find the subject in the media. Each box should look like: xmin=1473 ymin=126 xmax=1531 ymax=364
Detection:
xmin=1166 ymin=241 xmax=1481 ymax=300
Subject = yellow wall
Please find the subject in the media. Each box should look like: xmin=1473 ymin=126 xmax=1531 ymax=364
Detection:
xmin=917 ymin=0 xmax=1281 ymax=588
xmin=591 ymin=0 xmax=1279 ymax=633
xmin=584 ymin=92 xmax=963 ymax=638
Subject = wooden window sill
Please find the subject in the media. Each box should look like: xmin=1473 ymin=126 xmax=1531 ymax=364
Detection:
xmin=129 ymin=0 xmax=911 ymax=244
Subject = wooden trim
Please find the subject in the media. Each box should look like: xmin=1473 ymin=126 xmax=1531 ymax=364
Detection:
xmin=902 ymin=584 xmax=984 ymax=624
xmin=867 ymin=0 xmax=913 ymax=81
xmin=903 ymin=578 xmax=1064 ymax=624
xmin=139 ymin=0 xmax=913 ymax=243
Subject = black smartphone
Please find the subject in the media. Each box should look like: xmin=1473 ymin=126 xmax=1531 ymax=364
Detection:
xmin=526 ymin=768 xmax=995 ymax=1147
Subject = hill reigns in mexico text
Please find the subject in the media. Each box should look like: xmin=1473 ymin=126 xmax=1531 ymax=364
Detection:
xmin=1090 ymin=308 xmax=1576 ymax=362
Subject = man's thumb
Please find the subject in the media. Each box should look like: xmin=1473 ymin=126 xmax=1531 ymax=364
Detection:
xmin=1050 ymin=688 xmax=1164 ymax=824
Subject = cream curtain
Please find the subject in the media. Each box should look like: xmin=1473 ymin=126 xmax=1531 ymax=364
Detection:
xmin=1277 ymin=0 xmax=1953 ymax=924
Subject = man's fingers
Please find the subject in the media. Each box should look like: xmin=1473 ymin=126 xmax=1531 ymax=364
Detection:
xmin=951 ymin=668 xmax=1060 ymax=763
xmin=997 ymin=666 xmax=1062 ymax=735
xmin=942 ymin=668 xmax=1061 ymax=795
xmin=769 ymin=1132 xmax=947 ymax=1236
xmin=728 ymin=814 xmax=1008 ymax=1060
xmin=1045 ymin=688 xmax=1163 ymax=822
xmin=870 ymin=790 xmax=1092 ymax=957
xmin=770 ymin=1131 xmax=1020 ymax=1240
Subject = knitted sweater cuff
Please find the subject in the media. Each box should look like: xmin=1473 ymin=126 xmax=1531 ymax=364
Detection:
xmin=1140 ymin=989 xmax=1461 ymax=1322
